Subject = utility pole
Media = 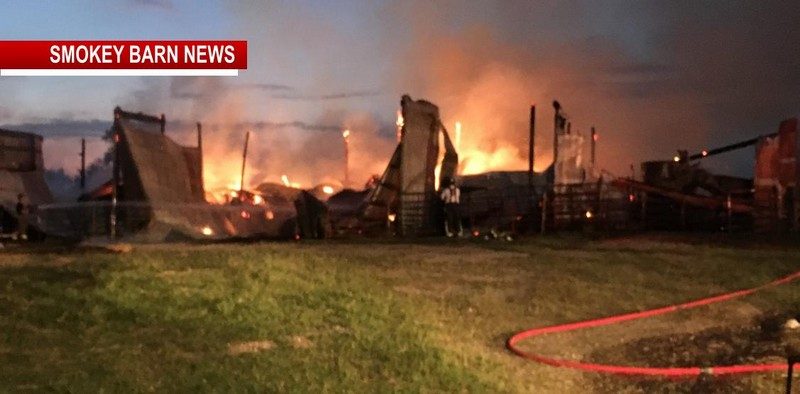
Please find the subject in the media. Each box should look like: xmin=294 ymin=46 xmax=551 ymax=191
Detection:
xmin=240 ymin=131 xmax=250 ymax=192
xmin=79 ymin=138 xmax=86 ymax=190
xmin=528 ymin=105 xmax=536 ymax=188
xmin=591 ymin=127 xmax=597 ymax=168
xmin=343 ymin=129 xmax=351 ymax=187
xmin=110 ymin=108 xmax=120 ymax=240
xmin=197 ymin=122 xmax=203 ymax=190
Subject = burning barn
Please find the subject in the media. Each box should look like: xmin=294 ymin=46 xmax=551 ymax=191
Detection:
xmin=0 ymin=128 xmax=53 ymax=237
xmin=357 ymin=95 xmax=458 ymax=236
xmin=37 ymin=107 xmax=300 ymax=241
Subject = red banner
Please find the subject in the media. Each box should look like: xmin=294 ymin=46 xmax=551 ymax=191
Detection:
xmin=0 ymin=40 xmax=247 ymax=75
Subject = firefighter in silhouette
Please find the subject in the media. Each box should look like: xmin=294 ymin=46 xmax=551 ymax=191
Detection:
xmin=440 ymin=179 xmax=462 ymax=237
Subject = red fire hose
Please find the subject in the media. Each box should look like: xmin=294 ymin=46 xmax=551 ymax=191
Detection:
xmin=507 ymin=269 xmax=800 ymax=377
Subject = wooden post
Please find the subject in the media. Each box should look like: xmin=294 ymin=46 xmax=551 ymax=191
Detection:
xmin=160 ymin=113 xmax=166 ymax=135
xmin=552 ymin=101 xmax=560 ymax=169
xmin=240 ymin=131 xmax=250 ymax=192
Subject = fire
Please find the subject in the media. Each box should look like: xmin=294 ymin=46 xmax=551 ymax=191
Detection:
xmin=396 ymin=109 xmax=404 ymax=142
xmin=342 ymin=129 xmax=350 ymax=139
xmin=322 ymin=185 xmax=334 ymax=194
xmin=454 ymin=121 xmax=462 ymax=154
xmin=281 ymin=174 xmax=301 ymax=188
xmin=201 ymin=226 xmax=214 ymax=236
xmin=447 ymin=120 xmax=544 ymax=176
xmin=435 ymin=162 xmax=442 ymax=190
xmin=459 ymin=145 xmax=523 ymax=175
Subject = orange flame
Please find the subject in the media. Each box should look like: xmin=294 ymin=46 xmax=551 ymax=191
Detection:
xmin=395 ymin=109 xmax=403 ymax=142
xmin=281 ymin=174 xmax=301 ymax=188
xmin=454 ymin=121 xmax=462 ymax=154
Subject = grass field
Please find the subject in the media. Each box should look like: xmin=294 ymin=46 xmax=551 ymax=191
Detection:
xmin=1 ymin=236 xmax=799 ymax=392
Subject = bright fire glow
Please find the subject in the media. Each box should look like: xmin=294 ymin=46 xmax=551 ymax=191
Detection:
xmin=342 ymin=129 xmax=350 ymax=139
xmin=673 ymin=155 xmax=680 ymax=162
xmin=396 ymin=109 xmax=403 ymax=142
xmin=585 ymin=210 xmax=593 ymax=219
xmin=460 ymin=146 xmax=522 ymax=175
xmin=253 ymin=195 xmax=264 ymax=205
xmin=454 ymin=121 xmax=462 ymax=154
xmin=280 ymin=174 xmax=301 ymax=188
xmin=201 ymin=226 xmax=213 ymax=236
xmin=322 ymin=185 xmax=334 ymax=194
xmin=448 ymin=119 xmax=547 ymax=176
xmin=387 ymin=213 xmax=396 ymax=222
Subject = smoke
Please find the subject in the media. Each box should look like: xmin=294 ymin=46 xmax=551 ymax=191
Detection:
xmin=384 ymin=1 xmax=800 ymax=177
xmin=126 ymin=76 xmax=395 ymax=191
xmin=162 ymin=1 xmax=800 ymax=188
xmin=28 ymin=1 xmax=800 ymax=187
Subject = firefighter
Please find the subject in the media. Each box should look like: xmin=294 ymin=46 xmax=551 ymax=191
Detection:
xmin=440 ymin=179 xmax=462 ymax=237
xmin=14 ymin=193 xmax=29 ymax=241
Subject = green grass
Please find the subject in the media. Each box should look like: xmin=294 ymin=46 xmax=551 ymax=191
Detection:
xmin=1 ymin=236 xmax=799 ymax=392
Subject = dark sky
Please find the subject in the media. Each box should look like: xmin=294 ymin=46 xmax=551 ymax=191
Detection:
xmin=0 ymin=0 xmax=798 ymax=185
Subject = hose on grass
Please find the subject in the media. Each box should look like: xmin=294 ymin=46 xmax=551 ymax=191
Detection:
xmin=506 ymin=269 xmax=800 ymax=377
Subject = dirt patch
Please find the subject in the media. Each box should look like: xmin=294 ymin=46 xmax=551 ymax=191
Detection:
xmin=227 ymin=340 xmax=275 ymax=355
xmin=290 ymin=335 xmax=313 ymax=349
xmin=589 ymin=315 xmax=789 ymax=392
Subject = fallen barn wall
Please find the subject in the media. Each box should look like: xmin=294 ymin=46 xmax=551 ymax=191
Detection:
xmin=398 ymin=95 xmax=441 ymax=236
xmin=0 ymin=128 xmax=53 ymax=235
xmin=355 ymin=95 xmax=457 ymax=236
xmin=36 ymin=108 xmax=297 ymax=241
